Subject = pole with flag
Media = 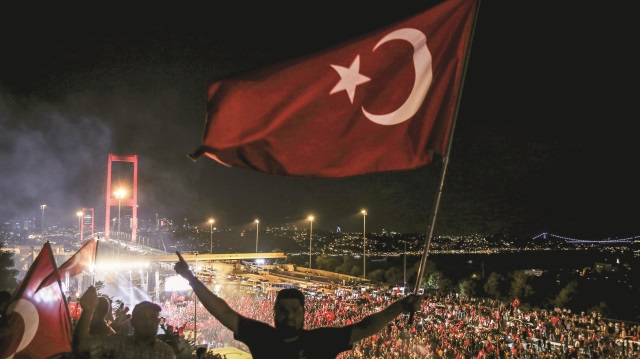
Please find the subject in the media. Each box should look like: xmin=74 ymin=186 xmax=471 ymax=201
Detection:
xmin=93 ymin=238 xmax=99 ymax=285
xmin=194 ymin=253 xmax=198 ymax=345
xmin=413 ymin=0 xmax=481 ymax=297
xmin=190 ymin=0 xmax=481 ymax=318
xmin=0 ymin=241 xmax=73 ymax=359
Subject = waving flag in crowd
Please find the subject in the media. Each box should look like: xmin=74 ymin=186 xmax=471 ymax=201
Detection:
xmin=0 ymin=242 xmax=72 ymax=359
xmin=191 ymin=0 xmax=479 ymax=177
xmin=512 ymin=297 xmax=521 ymax=308
xmin=38 ymin=237 xmax=98 ymax=291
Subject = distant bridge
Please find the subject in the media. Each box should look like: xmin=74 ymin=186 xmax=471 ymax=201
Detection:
xmin=91 ymin=234 xmax=287 ymax=263
xmin=533 ymin=232 xmax=640 ymax=244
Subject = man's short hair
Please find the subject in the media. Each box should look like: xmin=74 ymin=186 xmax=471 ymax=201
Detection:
xmin=275 ymin=288 xmax=305 ymax=307
xmin=131 ymin=301 xmax=162 ymax=317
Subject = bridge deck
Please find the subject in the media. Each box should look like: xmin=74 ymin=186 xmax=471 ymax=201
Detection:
xmin=128 ymin=252 xmax=287 ymax=262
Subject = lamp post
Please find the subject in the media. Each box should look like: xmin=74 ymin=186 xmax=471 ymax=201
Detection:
xmin=308 ymin=215 xmax=314 ymax=270
xmin=40 ymin=204 xmax=46 ymax=238
xmin=208 ymin=219 xmax=215 ymax=254
xmin=255 ymin=219 xmax=260 ymax=253
xmin=114 ymin=189 xmax=126 ymax=240
xmin=361 ymin=209 xmax=367 ymax=279
xmin=77 ymin=211 xmax=83 ymax=245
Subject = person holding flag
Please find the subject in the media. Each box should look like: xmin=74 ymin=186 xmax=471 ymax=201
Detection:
xmin=73 ymin=286 xmax=176 ymax=358
xmin=189 ymin=0 xmax=479 ymax=309
xmin=174 ymin=251 xmax=426 ymax=359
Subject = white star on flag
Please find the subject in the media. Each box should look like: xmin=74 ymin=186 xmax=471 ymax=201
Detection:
xmin=330 ymin=55 xmax=371 ymax=103
xmin=192 ymin=0 xmax=478 ymax=177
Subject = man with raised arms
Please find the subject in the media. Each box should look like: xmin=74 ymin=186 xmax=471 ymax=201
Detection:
xmin=174 ymin=251 xmax=425 ymax=359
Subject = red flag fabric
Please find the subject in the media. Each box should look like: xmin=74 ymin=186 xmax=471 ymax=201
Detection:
xmin=192 ymin=0 xmax=478 ymax=177
xmin=0 ymin=242 xmax=72 ymax=359
xmin=323 ymin=311 xmax=336 ymax=322
xmin=177 ymin=323 xmax=186 ymax=337
xmin=38 ymin=237 xmax=98 ymax=290
xmin=68 ymin=301 xmax=83 ymax=321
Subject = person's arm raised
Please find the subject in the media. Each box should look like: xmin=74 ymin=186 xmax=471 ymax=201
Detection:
xmin=174 ymin=251 xmax=241 ymax=334
xmin=348 ymin=294 xmax=425 ymax=344
xmin=73 ymin=286 xmax=98 ymax=353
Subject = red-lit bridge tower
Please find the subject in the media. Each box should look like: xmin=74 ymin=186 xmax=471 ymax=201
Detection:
xmin=104 ymin=154 xmax=138 ymax=244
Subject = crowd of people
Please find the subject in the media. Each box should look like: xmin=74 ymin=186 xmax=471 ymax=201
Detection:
xmin=66 ymin=253 xmax=639 ymax=358
xmin=155 ymin=289 xmax=638 ymax=358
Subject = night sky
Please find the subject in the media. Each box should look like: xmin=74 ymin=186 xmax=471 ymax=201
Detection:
xmin=1 ymin=2 xmax=637 ymax=238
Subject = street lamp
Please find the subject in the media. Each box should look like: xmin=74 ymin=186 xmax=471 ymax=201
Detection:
xmin=77 ymin=211 xmax=83 ymax=245
xmin=361 ymin=209 xmax=367 ymax=279
xmin=208 ymin=219 xmax=215 ymax=254
xmin=40 ymin=204 xmax=46 ymax=238
xmin=114 ymin=189 xmax=126 ymax=240
xmin=255 ymin=219 xmax=260 ymax=253
xmin=308 ymin=215 xmax=314 ymax=270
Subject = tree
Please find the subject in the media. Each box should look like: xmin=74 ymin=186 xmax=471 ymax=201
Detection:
xmin=384 ymin=266 xmax=402 ymax=286
xmin=458 ymin=278 xmax=476 ymax=297
xmin=315 ymin=255 xmax=341 ymax=271
xmin=409 ymin=259 xmax=436 ymax=290
xmin=425 ymin=271 xmax=451 ymax=292
xmin=509 ymin=270 xmax=534 ymax=300
xmin=314 ymin=255 xmax=362 ymax=277
xmin=484 ymin=272 xmax=503 ymax=299
xmin=335 ymin=256 xmax=361 ymax=277
xmin=367 ymin=269 xmax=386 ymax=283
xmin=0 ymin=242 xmax=19 ymax=292
xmin=553 ymin=280 xmax=577 ymax=309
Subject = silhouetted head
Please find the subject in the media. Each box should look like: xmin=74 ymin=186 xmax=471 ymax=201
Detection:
xmin=131 ymin=301 xmax=162 ymax=340
xmin=273 ymin=288 xmax=305 ymax=339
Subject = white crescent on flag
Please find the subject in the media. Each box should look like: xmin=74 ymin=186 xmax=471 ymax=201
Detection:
xmin=6 ymin=298 xmax=39 ymax=357
xmin=331 ymin=27 xmax=433 ymax=126
xmin=362 ymin=28 xmax=433 ymax=125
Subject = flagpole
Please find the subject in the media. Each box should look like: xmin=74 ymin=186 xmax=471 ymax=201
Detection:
xmin=93 ymin=238 xmax=99 ymax=285
xmin=413 ymin=0 xmax=482 ymax=296
xmin=194 ymin=253 xmax=198 ymax=346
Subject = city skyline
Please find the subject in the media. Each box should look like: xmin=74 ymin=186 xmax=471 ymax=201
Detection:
xmin=1 ymin=2 xmax=638 ymax=238
xmin=5 ymin=209 xmax=640 ymax=247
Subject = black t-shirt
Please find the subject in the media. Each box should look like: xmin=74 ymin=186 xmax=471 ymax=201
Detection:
xmin=235 ymin=316 xmax=353 ymax=359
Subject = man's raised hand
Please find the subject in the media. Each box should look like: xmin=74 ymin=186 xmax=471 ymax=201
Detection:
xmin=174 ymin=251 xmax=193 ymax=279
xmin=79 ymin=285 xmax=98 ymax=310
